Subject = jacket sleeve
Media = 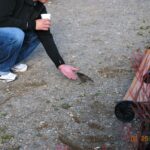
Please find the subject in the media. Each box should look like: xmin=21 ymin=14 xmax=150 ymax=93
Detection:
xmin=36 ymin=30 xmax=65 ymax=68
xmin=35 ymin=4 xmax=65 ymax=68
xmin=0 ymin=0 xmax=35 ymax=30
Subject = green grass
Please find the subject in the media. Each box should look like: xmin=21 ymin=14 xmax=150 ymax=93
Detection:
xmin=0 ymin=112 xmax=7 ymax=117
xmin=0 ymin=134 xmax=14 ymax=144
xmin=61 ymin=103 xmax=72 ymax=109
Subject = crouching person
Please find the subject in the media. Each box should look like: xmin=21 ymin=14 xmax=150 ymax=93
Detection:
xmin=0 ymin=0 xmax=79 ymax=82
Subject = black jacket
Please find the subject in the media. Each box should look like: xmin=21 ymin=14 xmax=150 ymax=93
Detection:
xmin=0 ymin=0 xmax=46 ymax=30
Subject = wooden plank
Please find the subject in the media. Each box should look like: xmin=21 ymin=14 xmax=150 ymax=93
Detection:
xmin=123 ymin=49 xmax=150 ymax=102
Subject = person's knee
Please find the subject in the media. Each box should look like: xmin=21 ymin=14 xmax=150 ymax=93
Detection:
xmin=0 ymin=27 xmax=25 ymax=46
xmin=0 ymin=28 xmax=25 ymax=64
xmin=10 ymin=28 xmax=25 ymax=45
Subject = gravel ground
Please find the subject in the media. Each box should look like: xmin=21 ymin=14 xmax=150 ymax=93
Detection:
xmin=0 ymin=0 xmax=150 ymax=150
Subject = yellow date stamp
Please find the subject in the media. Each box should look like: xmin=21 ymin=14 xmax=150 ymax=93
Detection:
xmin=131 ymin=135 xmax=150 ymax=142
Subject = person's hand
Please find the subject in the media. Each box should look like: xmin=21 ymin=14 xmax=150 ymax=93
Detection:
xmin=58 ymin=64 xmax=79 ymax=80
xmin=35 ymin=19 xmax=51 ymax=30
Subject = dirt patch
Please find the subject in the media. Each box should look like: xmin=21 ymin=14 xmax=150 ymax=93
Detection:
xmin=98 ymin=66 xmax=132 ymax=78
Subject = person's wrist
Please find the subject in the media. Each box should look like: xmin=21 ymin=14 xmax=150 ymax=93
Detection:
xmin=58 ymin=64 xmax=65 ymax=70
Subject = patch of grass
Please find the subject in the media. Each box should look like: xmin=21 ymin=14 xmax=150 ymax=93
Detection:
xmin=0 ymin=126 xmax=7 ymax=134
xmin=61 ymin=103 xmax=72 ymax=109
xmin=46 ymin=100 xmax=50 ymax=104
xmin=140 ymin=25 xmax=150 ymax=30
xmin=0 ymin=126 xmax=14 ymax=145
xmin=0 ymin=145 xmax=20 ymax=150
xmin=0 ymin=112 xmax=7 ymax=117
xmin=52 ymin=104 xmax=59 ymax=111
xmin=94 ymin=91 xmax=104 ymax=96
xmin=54 ymin=107 xmax=59 ymax=111
xmin=137 ymin=31 xmax=144 ymax=36
xmin=0 ymin=134 xmax=14 ymax=144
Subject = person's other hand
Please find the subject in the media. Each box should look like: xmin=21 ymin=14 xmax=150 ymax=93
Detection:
xmin=58 ymin=64 xmax=79 ymax=80
xmin=35 ymin=19 xmax=51 ymax=30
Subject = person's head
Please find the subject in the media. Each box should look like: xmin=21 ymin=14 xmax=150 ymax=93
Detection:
xmin=33 ymin=0 xmax=48 ymax=3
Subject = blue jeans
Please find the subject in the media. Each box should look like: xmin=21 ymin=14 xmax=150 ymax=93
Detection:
xmin=0 ymin=27 xmax=39 ymax=74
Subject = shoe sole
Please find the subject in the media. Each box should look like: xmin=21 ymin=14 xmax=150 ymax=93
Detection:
xmin=0 ymin=75 xmax=17 ymax=83
xmin=11 ymin=67 xmax=28 ymax=73
xmin=0 ymin=78 xmax=17 ymax=83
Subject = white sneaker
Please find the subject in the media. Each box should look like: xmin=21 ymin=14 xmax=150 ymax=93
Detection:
xmin=0 ymin=72 xmax=17 ymax=82
xmin=11 ymin=64 xmax=28 ymax=72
